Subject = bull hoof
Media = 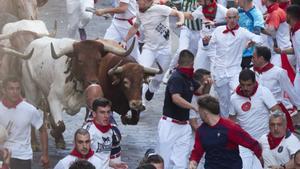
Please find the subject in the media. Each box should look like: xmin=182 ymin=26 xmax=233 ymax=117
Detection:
xmin=31 ymin=143 xmax=41 ymax=152
xmin=50 ymin=130 xmax=66 ymax=149
xmin=55 ymin=139 xmax=66 ymax=149
xmin=121 ymin=115 xmax=139 ymax=125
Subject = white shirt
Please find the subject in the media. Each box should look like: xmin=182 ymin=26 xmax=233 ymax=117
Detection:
xmin=54 ymin=154 xmax=104 ymax=169
xmin=113 ymin=0 xmax=138 ymax=28
xmin=207 ymin=26 xmax=262 ymax=78
xmin=259 ymin=132 xmax=300 ymax=168
xmin=254 ymin=65 xmax=300 ymax=109
xmin=136 ymin=4 xmax=172 ymax=50
xmin=230 ymin=85 xmax=277 ymax=139
xmin=292 ymin=30 xmax=300 ymax=73
xmin=0 ymin=100 xmax=43 ymax=160
xmin=192 ymin=4 xmax=227 ymax=37
xmin=83 ymin=122 xmax=113 ymax=169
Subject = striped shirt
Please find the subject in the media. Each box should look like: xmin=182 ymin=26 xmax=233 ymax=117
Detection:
xmin=180 ymin=0 xmax=202 ymax=30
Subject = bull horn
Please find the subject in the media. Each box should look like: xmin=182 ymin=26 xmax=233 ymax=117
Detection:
xmin=0 ymin=33 xmax=12 ymax=41
xmin=0 ymin=47 xmax=34 ymax=60
xmin=143 ymin=61 xmax=163 ymax=74
xmin=51 ymin=42 xmax=74 ymax=59
xmin=103 ymin=38 xmax=135 ymax=57
xmin=108 ymin=60 xmax=124 ymax=76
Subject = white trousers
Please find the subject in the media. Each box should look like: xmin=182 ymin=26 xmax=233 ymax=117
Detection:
xmin=169 ymin=26 xmax=200 ymax=69
xmin=239 ymin=146 xmax=263 ymax=169
xmin=66 ymin=0 xmax=94 ymax=39
xmin=194 ymin=40 xmax=215 ymax=71
xmin=104 ymin=20 xmax=140 ymax=60
xmin=213 ymin=74 xmax=239 ymax=117
xmin=138 ymin=47 xmax=171 ymax=93
xmin=157 ymin=119 xmax=192 ymax=169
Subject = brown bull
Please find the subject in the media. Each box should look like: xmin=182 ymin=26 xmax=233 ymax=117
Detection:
xmin=97 ymin=53 xmax=162 ymax=125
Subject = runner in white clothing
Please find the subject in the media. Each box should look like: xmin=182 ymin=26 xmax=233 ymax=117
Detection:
xmin=95 ymin=0 xmax=140 ymax=59
xmin=124 ymin=0 xmax=184 ymax=101
xmin=0 ymin=76 xmax=49 ymax=169
xmin=83 ymin=98 xmax=128 ymax=169
xmin=184 ymin=0 xmax=227 ymax=71
xmin=259 ymin=111 xmax=300 ymax=169
xmin=54 ymin=128 xmax=103 ymax=169
xmin=66 ymin=0 xmax=97 ymax=40
xmin=229 ymin=69 xmax=281 ymax=169
xmin=203 ymin=8 xmax=262 ymax=117
xmin=252 ymin=46 xmax=300 ymax=132
xmin=274 ymin=5 xmax=300 ymax=102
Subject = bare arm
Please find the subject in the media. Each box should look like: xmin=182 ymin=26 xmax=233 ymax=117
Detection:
xmin=95 ymin=2 xmax=128 ymax=16
xmin=124 ymin=23 xmax=139 ymax=42
xmin=189 ymin=118 xmax=200 ymax=132
xmin=170 ymin=9 xmax=184 ymax=26
xmin=172 ymin=94 xmax=197 ymax=112
xmin=39 ymin=124 xmax=49 ymax=168
xmin=274 ymin=47 xmax=295 ymax=55
xmin=184 ymin=11 xmax=194 ymax=20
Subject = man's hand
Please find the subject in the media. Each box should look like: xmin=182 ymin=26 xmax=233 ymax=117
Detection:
xmin=40 ymin=154 xmax=50 ymax=169
xmin=246 ymin=40 xmax=255 ymax=48
xmin=202 ymin=35 xmax=211 ymax=46
xmin=189 ymin=160 xmax=198 ymax=169
xmin=95 ymin=9 xmax=107 ymax=16
xmin=176 ymin=21 xmax=184 ymax=27
xmin=1 ymin=148 xmax=11 ymax=165
xmin=274 ymin=47 xmax=282 ymax=54
xmin=204 ymin=20 xmax=215 ymax=28
xmin=110 ymin=161 xmax=128 ymax=169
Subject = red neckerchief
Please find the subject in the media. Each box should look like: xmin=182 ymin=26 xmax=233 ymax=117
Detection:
xmin=93 ymin=120 xmax=111 ymax=133
xmin=223 ymin=24 xmax=240 ymax=36
xmin=279 ymin=1 xmax=290 ymax=11
xmin=202 ymin=1 xmax=217 ymax=21
xmin=267 ymin=3 xmax=279 ymax=13
xmin=236 ymin=82 xmax=258 ymax=98
xmin=178 ymin=67 xmax=194 ymax=78
xmin=291 ymin=21 xmax=300 ymax=36
xmin=267 ymin=132 xmax=284 ymax=150
xmin=2 ymin=97 xmax=23 ymax=109
xmin=70 ymin=148 xmax=94 ymax=159
xmin=253 ymin=63 xmax=274 ymax=74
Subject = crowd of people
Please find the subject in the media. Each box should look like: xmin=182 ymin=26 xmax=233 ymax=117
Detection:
xmin=1 ymin=0 xmax=300 ymax=168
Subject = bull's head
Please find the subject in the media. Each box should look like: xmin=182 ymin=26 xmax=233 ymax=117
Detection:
xmin=108 ymin=61 xmax=163 ymax=111
xmin=51 ymin=38 xmax=135 ymax=89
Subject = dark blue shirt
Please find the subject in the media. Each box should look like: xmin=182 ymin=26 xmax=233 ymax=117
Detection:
xmin=163 ymin=69 xmax=199 ymax=121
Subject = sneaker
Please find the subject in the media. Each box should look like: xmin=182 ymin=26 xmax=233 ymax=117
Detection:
xmin=145 ymin=148 xmax=155 ymax=158
xmin=78 ymin=28 xmax=87 ymax=41
xmin=145 ymin=89 xmax=154 ymax=101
